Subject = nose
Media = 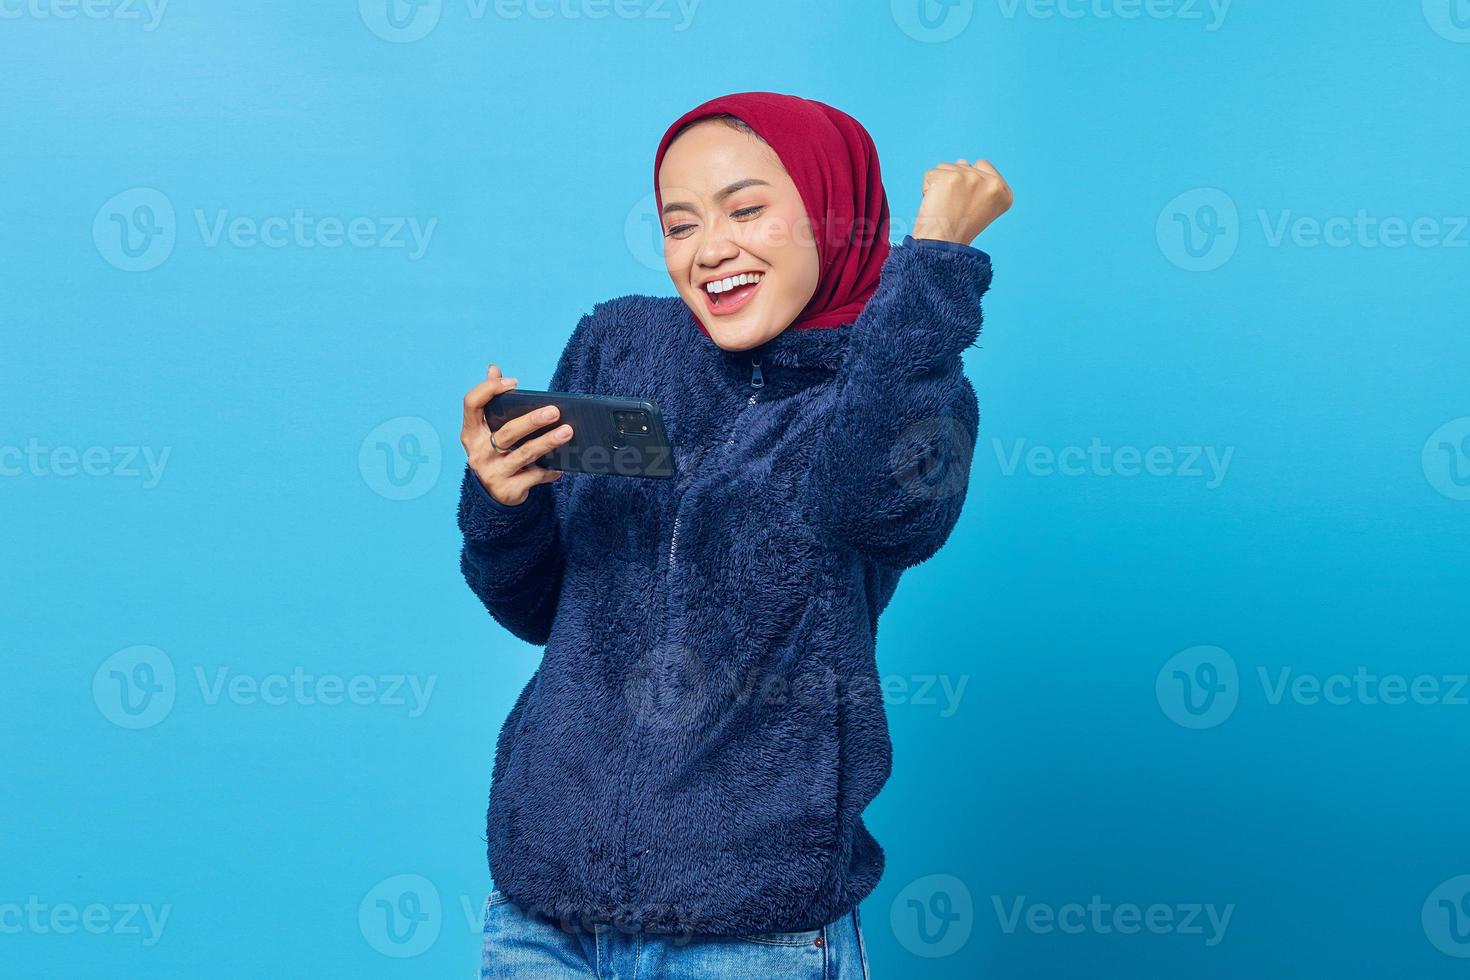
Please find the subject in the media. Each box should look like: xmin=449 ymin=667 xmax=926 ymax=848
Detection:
xmin=696 ymin=220 xmax=740 ymax=269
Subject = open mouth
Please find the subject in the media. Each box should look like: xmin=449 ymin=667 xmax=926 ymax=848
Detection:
xmin=701 ymin=272 xmax=764 ymax=316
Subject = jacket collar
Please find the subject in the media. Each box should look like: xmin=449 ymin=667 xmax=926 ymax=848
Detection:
xmin=746 ymin=322 xmax=852 ymax=372
xmin=688 ymin=312 xmax=853 ymax=376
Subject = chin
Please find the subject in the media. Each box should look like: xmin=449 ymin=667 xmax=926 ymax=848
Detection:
xmin=690 ymin=302 xmax=782 ymax=352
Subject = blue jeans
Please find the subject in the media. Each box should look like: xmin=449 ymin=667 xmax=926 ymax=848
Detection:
xmin=479 ymin=889 xmax=871 ymax=979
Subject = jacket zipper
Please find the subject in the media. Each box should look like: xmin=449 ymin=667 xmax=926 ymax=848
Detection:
xmin=667 ymin=355 xmax=762 ymax=573
xmin=617 ymin=353 xmax=765 ymax=903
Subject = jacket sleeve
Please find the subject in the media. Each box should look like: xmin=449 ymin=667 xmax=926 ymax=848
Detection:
xmin=456 ymin=307 xmax=604 ymax=645
xmin=803 ymin=236 xmax=991 ymax=570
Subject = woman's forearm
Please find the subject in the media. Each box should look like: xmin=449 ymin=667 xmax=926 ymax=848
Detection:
xmin=803 ymin=236 xmax=991 ymax=569
xmin=458 ymin=466 xmax=567 ymax=645
xmin=456 ymin=308 xmax=606 ymax=644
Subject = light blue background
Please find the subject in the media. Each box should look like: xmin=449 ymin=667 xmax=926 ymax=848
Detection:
xmin=4 ymin=1 xmax=1468 ymax=976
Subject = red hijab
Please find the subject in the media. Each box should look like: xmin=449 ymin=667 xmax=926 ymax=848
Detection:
xmin=652 ymin=91 xmax=891 ymax=333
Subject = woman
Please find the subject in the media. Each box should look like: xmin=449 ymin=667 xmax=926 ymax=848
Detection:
xmin=459 ymin=91 xmax=1010 ymax=978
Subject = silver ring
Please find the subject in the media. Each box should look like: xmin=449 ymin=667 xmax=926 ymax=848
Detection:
xmin=488 ymin=428 xmax=508 ymax=454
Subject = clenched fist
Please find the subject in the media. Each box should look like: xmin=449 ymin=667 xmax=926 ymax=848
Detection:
xmin=911 ymin=159 xmax=1013 ymax=247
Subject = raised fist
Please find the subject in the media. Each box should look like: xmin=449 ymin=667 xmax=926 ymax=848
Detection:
xmin=912 ymin=158 xmax=1013 ymax=246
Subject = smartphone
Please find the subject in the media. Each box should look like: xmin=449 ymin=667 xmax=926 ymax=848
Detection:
xmin=485 ymin=389 xmax=675 ymax=479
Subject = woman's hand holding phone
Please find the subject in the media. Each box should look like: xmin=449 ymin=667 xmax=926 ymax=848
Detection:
xmin=460 ymin=364 xmax=575 ymax=507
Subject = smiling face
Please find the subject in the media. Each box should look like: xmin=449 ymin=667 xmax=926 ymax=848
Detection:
xmin=658 ymin=119 xmax=821 ymax=351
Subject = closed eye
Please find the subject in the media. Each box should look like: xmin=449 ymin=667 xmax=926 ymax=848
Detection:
xmin=664 ymin=206 xmax=765 ymax=239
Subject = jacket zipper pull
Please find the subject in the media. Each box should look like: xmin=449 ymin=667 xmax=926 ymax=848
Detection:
xmin=750 ymin=356 xmax=764 ymax=389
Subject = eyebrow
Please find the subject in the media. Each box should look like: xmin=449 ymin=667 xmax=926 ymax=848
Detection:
xmin=661 ymin=178 xmax=771 ymax=217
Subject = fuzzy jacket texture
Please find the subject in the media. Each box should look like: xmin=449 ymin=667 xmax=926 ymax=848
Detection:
xmin=457 ymin=235 xmax=992 ymax=938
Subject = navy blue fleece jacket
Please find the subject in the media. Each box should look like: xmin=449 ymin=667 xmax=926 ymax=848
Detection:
xmin=457 ymin=235 xmax=991 ymax=937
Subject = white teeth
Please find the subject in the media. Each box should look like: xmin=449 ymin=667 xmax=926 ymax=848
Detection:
xmin=704 ymin=273 xmax=763 ymax=294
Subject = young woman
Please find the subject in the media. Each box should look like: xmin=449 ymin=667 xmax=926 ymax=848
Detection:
xmin=459 ymin=91 xmax=1011 ymax=978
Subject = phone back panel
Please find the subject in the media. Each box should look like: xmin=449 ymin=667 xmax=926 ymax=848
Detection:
xmin=484 ymin=389 xmax=675 ymax=479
